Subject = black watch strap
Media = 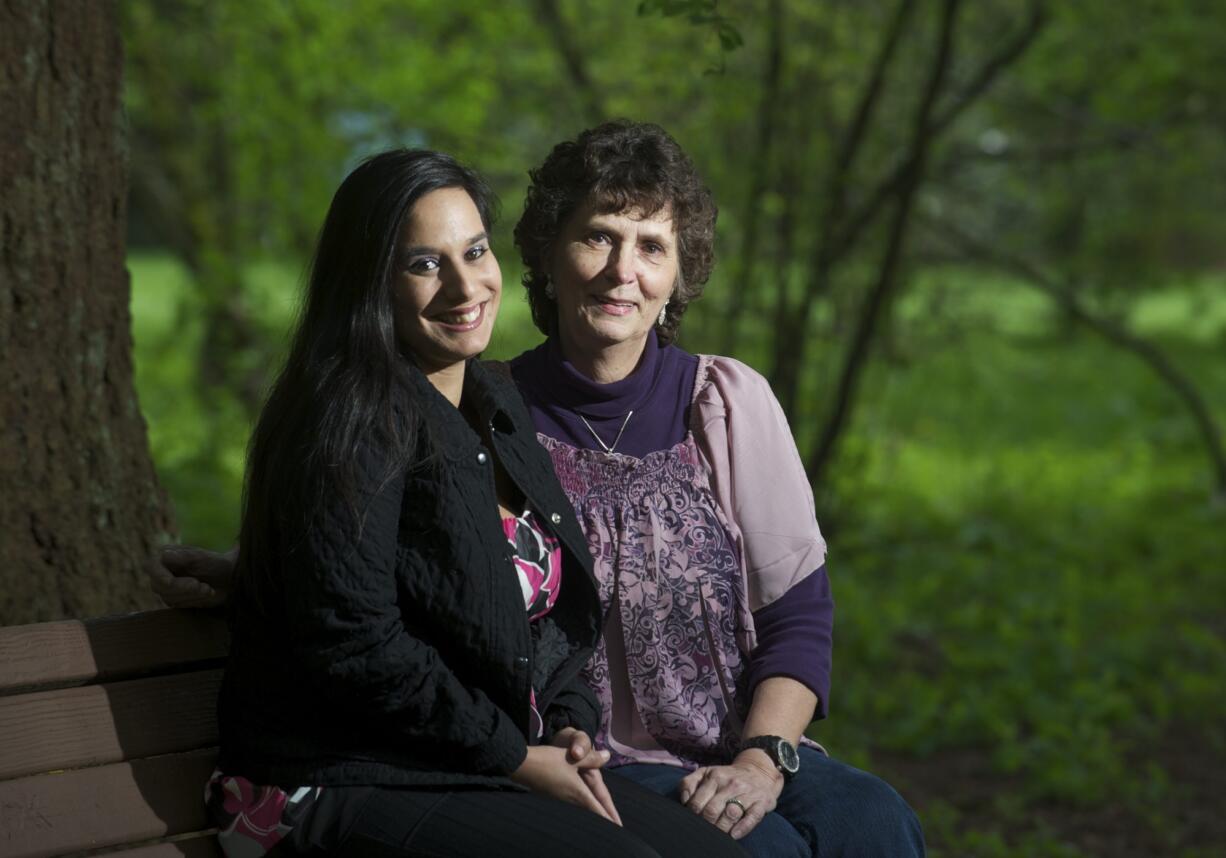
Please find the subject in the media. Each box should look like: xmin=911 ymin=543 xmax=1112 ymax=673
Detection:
xmin=741 ymin=734 xmax=800 ymax=780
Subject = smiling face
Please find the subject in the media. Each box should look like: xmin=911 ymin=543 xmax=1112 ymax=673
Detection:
xmin=392 ymin=187 xmax=501 ymax=377
xmin=549 ymin=199 xmax=678 ymax=375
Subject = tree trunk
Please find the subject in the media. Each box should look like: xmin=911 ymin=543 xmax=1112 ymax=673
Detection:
xmin=0 ymin=0 xmax=173 ymax=625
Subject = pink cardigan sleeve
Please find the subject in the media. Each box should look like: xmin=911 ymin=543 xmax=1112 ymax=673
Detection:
xmin=692 ymin=356 xmax=828 ymax=611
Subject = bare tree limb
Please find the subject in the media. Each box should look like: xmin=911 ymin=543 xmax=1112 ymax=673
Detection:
xmin=826 ymin=0 xmax=920 ymax=227
xmin=928 ymin=216 xmax=1226 ymax=503
xmin=773 ymin=1 xmax=1044 ymax=420
xmin=769 ymin=0 xmax=918 ymax=413
xmin=806 ymin=0 xmax=963 ymax=485
xmin=533 ymin=0 xmax=607 ymax=125
xmin=830 ymin=2 xmax=1046 ymax=261
xmin=928 ymin=2 xmax=1046 ymax=139
xmin=721 ymin=0 xmax=785 ymax=354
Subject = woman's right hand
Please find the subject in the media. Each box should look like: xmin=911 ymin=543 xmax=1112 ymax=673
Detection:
xmin=510 ymin=744 xmax=622 ymax=826
xmin=149 ymin=545 xmax=237 ymax=608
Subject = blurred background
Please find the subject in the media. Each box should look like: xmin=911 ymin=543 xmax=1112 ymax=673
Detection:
xmin=121 ymin=1 xmax=1225 ymax=854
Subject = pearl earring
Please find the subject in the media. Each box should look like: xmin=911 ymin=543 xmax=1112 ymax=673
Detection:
xmin=544 ymin=280 xmax=556 ymax=299
xmin=658 ymin=304 xmax=668 ymax=326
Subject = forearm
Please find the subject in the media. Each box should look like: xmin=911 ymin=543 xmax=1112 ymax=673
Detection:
xmin=739 ymin=676 xmax=817 ymax=749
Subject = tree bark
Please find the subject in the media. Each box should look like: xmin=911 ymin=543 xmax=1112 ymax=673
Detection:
xmin=0 ymin=0 xmax=173 ymax=625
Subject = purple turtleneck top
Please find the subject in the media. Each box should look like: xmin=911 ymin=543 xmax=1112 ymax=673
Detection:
xmin=511 ymin=335 xmax=831 ymax=712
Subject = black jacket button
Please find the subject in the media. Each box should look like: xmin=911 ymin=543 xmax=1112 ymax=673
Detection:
xmin=476 ymin=451 xmax=488 ymax=464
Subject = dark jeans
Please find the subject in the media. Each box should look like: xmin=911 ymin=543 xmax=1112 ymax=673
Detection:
xmin=613 ymin=748 xmax=926 ymax=858
xmin=281 ymin=771 xmax=749 ymax=858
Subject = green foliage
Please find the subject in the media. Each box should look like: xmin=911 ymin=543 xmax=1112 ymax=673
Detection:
xmin=122 ymin=1 xmax=1226 ymax=852
xmin=638 ymin=0 xmax=744 ymax=56
xmin=801 ymin=273 xmax=1226 ymax=849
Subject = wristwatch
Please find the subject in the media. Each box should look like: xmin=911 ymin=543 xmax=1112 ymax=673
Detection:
xmin=741 ymin=735 xmax=800 ymax=780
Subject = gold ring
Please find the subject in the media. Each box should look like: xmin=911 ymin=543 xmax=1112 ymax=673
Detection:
xmin=724 ymin=797 xmax=747 ymax=816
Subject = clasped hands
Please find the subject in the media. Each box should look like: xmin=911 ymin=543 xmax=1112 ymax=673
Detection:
xmin=512 ymin=727 xmax=623 ymax=826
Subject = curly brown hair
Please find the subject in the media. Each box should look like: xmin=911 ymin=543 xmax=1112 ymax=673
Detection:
xmin=513 ymin=120 xmax=718 ymax=345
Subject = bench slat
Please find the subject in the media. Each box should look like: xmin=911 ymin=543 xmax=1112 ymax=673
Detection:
xmin=0 ymin=749 xmax=217 ymax=858
xmin=0 ymin=670 xmax=222 ymax=781
xmin=0 ymin=610 xmax=228 ymax=696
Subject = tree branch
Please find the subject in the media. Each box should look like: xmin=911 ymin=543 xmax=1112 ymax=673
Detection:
xmin=533 ymin=0 xmax=607 ymax=126
xmin=769 ymin=0 xmax=917 ymax=411
xmin=832 ymin=1 xmax=1046 ymax=262
xmin=772 ymin=0 xmax=1044 ymax=418
xmin=928 ymin=215 xmax=1226 ymax=503
xmin=806 ymin=0 xmax=963 ymax=484
xmin=721 ymin=0 xmax=785 ymax=354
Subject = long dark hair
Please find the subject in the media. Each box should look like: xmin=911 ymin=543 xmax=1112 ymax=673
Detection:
xmin=236 ymin=149 xmax=498 ymax=613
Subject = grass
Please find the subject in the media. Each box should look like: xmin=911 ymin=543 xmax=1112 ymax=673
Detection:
xmin=129 ymin=253 xmax=1226 ymax=855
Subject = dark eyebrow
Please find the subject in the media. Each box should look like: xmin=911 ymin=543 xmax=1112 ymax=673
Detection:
xmin=637 ymin=227 xmax=673 ymax=246
xmin=401 ymin=232 xmax=488 ymax=258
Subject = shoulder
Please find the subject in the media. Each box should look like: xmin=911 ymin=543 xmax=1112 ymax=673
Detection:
xmin=506 ymin=342 xmax=548 ymax=383
xmin=694 ymin=354 xmax=781 ymax=413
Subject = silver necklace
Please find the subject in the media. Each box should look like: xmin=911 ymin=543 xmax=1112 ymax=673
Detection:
xmin=577 ymin=410 xmax=634 ymax=454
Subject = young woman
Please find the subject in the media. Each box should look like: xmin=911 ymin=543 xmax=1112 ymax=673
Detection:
xmin=204 ymin=149 xmax=747 ymax=858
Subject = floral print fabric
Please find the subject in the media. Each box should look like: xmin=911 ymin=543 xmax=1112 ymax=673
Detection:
xmin=205 ymin=771 xmax=320 ymax=858
xmin=502 ymin=509 xmax=563 ymax=738
xmin=540 ymin=429 xmax=755 ymax=769
xmin=504 ymin=509 xmax=562 ymax=621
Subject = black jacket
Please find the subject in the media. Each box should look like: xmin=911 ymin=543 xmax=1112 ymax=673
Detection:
xmin=218 ymin=360 xmax=604 ymax=788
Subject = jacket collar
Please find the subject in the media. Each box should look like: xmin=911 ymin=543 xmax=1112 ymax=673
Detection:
xmin=409 ymin=359 xmax=521 ymax=459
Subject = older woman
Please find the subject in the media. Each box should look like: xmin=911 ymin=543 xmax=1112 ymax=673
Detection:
xmin=505 ymin=121 xmax=924 ymax=857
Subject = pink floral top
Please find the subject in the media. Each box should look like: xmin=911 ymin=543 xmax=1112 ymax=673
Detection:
xmin=541 ymin=355 xmax=827 ymax=769
xmin=504 ymin=509 xmax=563 ymax=739
xmin=205 ymin=509 xmax=562 ymax=858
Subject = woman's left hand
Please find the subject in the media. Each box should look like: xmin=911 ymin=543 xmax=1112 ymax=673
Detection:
xmin=679 ymin=754 xmax=784 ymax=839
xmin=550 ymin=727 xmax=622 ymax=826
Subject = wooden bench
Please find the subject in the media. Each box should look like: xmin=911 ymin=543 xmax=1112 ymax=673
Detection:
xmin=0 ymin=609 xmax=229 ymax=858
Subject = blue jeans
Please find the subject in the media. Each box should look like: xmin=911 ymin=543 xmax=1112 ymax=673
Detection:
xmin=613 ymin=748 xmax=925 ymax=858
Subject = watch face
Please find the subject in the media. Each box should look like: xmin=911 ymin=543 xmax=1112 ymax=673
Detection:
xmin=776 ymin=738 xmax=800 ymax=773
